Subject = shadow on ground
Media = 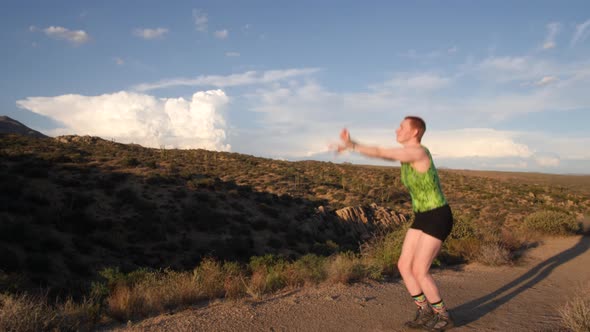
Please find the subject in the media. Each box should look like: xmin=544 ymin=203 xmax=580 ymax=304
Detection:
xmin=453 ymin=236 xmax=590 ymax=326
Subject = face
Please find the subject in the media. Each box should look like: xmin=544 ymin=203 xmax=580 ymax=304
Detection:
xmin=395 ymin=119 xmax=416 ymax=144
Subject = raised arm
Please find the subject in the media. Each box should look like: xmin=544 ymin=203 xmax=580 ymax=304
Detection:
xmin=338 ymin=128 xmax=427 ymax=163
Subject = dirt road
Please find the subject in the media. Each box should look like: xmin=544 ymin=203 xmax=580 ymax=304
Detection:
xmin=107 ymin=236 xmax=590 ymax=331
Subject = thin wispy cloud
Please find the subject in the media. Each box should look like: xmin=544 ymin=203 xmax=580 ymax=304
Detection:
xmin=571 ymin=19 xmax=590 ymax=46
xmin=193 ymin=9 xmax=208 ymax=32
xmin=398 ymin=47 xmax=458 ymax=61
xmin=214 ymin=29 xmax=228 ymax=39
xmin=225 ymin=52 xmax=240 ymax=57
xmin=113 ymin=57 xmax=124 ymax=65
xmin=377 ymin=73 xmax=452 ymax=91
xmin=234 ymin=53 xmax=590 ymax=164
xmin=480 ymin=56 xmax=529 ymax=71
xmin=542 ymin=22 xmax=560 ymax=49
xmin=133 ymin=28 xmax=169 ymax=40
xmin=31 ymin=25 xmax=90 ymax=45
xmin=133 ymin=68 xmax=320 ymax=92
xmin=534 ymin=76 xmax=558 ymax=86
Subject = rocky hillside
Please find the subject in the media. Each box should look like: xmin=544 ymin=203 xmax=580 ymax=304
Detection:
xmin=0 ymin=116 xmax=47 ymax=138
xmin=0 ymin=132 xmax=588 ymax=298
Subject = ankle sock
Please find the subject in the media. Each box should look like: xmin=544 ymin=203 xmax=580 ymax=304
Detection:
xmin=411 ymin=293 xmax=428 ymax=308
xmin=430 ymin=299 xmax=449 ymax=316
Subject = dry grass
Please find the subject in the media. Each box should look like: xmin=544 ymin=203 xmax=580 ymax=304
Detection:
xmin=107 ymin=270 xmax=202 ymax=321
xmin=475 ymin=242 xmax=512 ymax=266
xmin=326 ymin=252 xmax=368 ymax=284
xmin=559 ymin=283 xmax=590 ymax=332
xmin=0 ymin=293 xmax=97 ymax=332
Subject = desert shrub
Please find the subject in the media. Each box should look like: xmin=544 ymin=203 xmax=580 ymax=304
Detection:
xmin=443 ymin=237 xmax=481 ymax=263
xmin=287 ymin=254 xmax=327 ymax=286
xmin=221 ymin=262 xmax=246 ymax=299
xmin=475 ymin=242 xmax=512 ymax=266
xmin=189 ymin=177 xmax=215 ymax=189
xmin=332 ymin=192 xmax=346 ymax=201
xmin=0 ymin=293 xmax=99 ymax=332
xmin=523 ymin=210 xmax=579 ymax=235
xmin=361 ymin=223 xmax=409 ymax=276
xmin=560 ymin=284 xmax=590 ymax=332
xmin=192 ymin=258 xmax=225 ymax=298
xmin=106 ymin=270 xmax=200 ymax=321
xmin=326 ymin=252 xmax=368 ymax=284
xmin=0 ymin=293 xmax=56 ymax=332
xmin=120 ymin=157 xmax=140 ymax=167
xmin=145 ymin=174 xmax=177 ymax=186
xmin=449 ymin=213 xmax=477 ymax=240
xmin=247 ymin=255 xmax=288 ymax=297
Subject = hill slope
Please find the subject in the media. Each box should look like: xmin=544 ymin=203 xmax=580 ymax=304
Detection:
xmin=0 ymin=116 xmax=47 ymax=138
xmin=0 ymin=132 xmax=589 ymax=299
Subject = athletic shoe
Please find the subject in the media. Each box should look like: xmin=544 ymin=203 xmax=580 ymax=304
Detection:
xmin=423 ymin=311 xmax=455 ymax=331
xmin=404 ymin=305 xmax=434 ymax=329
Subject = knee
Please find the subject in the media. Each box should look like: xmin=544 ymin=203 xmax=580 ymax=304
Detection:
xmin=397 ymin=258 xmax=412 ymax=275
xmin=411 ymin=265 xmax=429 ymax=280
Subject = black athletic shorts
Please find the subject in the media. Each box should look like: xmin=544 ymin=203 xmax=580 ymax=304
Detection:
xmin=410 ymin=204 xmax=453 ymax=241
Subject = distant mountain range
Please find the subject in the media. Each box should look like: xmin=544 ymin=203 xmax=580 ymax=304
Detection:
xmin=0 ymin=115 xmax=47 ymax=138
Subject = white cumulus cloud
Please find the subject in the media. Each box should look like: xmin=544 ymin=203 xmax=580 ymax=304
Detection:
xmin=39 ymin=26 xmax=90 ymax=45
xmin=423 ymin=129 xmax=533 ymax=159
xmin=133 ymin=28 xmax=169 ymax=40
xmin=16 ymin=90 xmax=230 ymax=151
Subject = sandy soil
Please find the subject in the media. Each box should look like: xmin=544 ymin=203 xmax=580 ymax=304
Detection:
xmin=105 ymin=236 xmax=590 ymax=332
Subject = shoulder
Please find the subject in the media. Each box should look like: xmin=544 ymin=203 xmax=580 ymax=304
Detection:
xmin=411 ymin=145 xmax=429 ymax=160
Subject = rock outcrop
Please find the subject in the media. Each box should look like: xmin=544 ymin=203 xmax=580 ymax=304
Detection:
xmin=316 ymin=203 xmax=408 ymax=240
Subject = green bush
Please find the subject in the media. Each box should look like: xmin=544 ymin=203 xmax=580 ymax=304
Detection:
xmin=523 ymin=210 xmax=579 ymax=235
xmin=361 ymin=223 xmax=409 ymax=276
xmin=449 ymin=213 xmax=477 ymax=239
xmin=248 ymin=255 xmax=288 ymax=295
xmin=289 ymin=254 xmax=327 ymax=285
xmin=327 ymin=251 xmax=368 ymax=284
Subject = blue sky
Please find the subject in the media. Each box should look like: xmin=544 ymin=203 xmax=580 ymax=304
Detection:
xmin=2 ymin=1 xmax=590 ymax=174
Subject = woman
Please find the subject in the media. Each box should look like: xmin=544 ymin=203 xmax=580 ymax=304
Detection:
xmin=336 ymin=116 xmax=454 ymax=331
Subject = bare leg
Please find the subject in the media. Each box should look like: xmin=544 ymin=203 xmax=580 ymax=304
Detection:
xmin=397 ymin=228 xmax=423 ymax=295
xmin=411 ymin=232 xmax=443 ymax=302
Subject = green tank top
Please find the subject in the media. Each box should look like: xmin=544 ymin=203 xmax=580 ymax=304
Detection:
xmin=400 ymin=146 xmax=447 ymax=213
